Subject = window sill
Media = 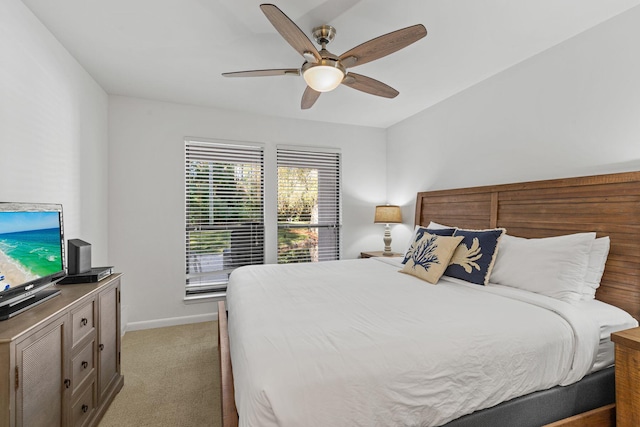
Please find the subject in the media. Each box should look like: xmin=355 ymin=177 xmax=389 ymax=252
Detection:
xmin=183 ymin=292 xmax=226 ymax=304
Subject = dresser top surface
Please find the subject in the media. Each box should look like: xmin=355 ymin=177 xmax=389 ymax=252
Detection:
xmin=0 ymin=273 xmax=121 ymax=342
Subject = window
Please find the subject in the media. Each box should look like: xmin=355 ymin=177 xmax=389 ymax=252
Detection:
xmin=277 ymin=147 xmax=341 ymax=263
xmin=185 ymin=140 xmax=264 ymax=298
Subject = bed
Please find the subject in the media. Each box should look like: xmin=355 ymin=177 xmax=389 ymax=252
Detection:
xmin=218 ymin=170 xmax=640 ymax=427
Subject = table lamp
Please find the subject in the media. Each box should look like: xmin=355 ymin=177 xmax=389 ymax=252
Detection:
xmin=374 ymin=205 xmax=403 ymax=256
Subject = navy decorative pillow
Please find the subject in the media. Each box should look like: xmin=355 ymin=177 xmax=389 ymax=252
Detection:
xmin=402 ymin=227 xmax=456 ymax=264
xmin=443 ymin=228 xmax=506 ymax=285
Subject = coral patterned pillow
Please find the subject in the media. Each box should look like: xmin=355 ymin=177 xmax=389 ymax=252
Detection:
xmin=401 ymin=226 xmax=457 ymax=264
xmin=400 ymin=233 xmax=464 ymax=284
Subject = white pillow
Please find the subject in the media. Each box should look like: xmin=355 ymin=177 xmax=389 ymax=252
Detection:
xmin=581 ymin=237 xmax=610 ymax=300
xmin=426 ymin=221 xmax=455 ymax=230
xmin=489 ymin=232 xmax=596 ymax=303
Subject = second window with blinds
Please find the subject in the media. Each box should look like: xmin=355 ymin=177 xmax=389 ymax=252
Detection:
xmin=277 ymin=147 xmax=341 ymax=264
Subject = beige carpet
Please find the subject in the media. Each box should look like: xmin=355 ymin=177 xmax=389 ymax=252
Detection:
xmin=99 ymin=321 xmax=222 ymax=427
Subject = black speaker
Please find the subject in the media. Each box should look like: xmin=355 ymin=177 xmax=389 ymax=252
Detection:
xmin=68 ymin=239 xmax=91 ymax=275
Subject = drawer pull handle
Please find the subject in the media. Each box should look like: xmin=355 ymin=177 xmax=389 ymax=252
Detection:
xmin=99 ymin=344 xmax=104 ymax=351
xmin=82 ymin=404 xmax=88 ymax=413
xmin=80 ymin=318 xmax=88 ymax=326
xmin=64 ymin=379 xmax=71 ymax=389
xmin=81 ymin=361 xmax=88 ymax=369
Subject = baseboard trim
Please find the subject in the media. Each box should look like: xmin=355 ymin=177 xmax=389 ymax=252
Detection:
xmin=125 ymin=312 xmax=218 ymax=332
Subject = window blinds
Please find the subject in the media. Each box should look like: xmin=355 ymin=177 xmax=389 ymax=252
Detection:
xmin=185 ymin=140 xmax=264 ymax=297
xmin=277 ymin=148 xmax=341 ymax=264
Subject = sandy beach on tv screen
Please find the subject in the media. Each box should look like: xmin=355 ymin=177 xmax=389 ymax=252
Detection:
xmin=0 ymin=249 xmax=34 ymax=288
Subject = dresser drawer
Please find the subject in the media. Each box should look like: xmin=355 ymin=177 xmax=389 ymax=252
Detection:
xmin=71 ymin=340 xmax=95 ymax=394
xmin=71 ymin=380 xmax=96 ymax=427
xmin=71 ymin=299 xmax=95 ymax=347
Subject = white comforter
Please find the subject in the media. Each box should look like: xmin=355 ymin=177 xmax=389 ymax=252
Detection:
xmin=226 ymin=258 xmax=600 ymax=427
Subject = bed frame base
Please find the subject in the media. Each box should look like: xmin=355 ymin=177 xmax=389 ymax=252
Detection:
xmin=443 ymin=367 xmax=615 ymax=426
xmin=545 ymin=404 xmax=615 ymax=427
xmin=218 ymin=301 xmax=238 ymax=427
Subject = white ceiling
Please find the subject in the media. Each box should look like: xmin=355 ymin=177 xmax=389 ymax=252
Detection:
xmin=21 ymin=0 xmax=640 ymax=128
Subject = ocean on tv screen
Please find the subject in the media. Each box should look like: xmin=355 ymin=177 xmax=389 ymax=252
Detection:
xmin=0 ymin=211 xmax=63 ymax=291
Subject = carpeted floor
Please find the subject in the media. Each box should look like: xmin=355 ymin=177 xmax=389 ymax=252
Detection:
xmin=99 ymin=321 xmax=221 ymax=427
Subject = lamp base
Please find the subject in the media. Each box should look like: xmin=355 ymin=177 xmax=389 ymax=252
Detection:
xmin=382 ymin=224 xmax=393 ymax=256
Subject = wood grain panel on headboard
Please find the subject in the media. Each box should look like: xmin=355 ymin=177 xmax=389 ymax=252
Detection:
xmin=415 ymin=171 xmax=640 ymax=320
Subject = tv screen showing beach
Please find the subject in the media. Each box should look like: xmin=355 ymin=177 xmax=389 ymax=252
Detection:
xmin=0 ymin=211 xmax=63 ymax=291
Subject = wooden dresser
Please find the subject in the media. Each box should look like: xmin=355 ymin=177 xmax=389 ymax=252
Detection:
xmin=0 ymin=274 xmax=123 ymax=427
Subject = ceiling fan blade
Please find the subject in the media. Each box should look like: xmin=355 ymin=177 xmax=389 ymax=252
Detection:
xmin=260 ymin=4 xmax=321 ymax=62
xmin=301 ymin=86 xmax=321 ymax=109
xmin=222 ymin=69 xmax=300 ymax=78
xmin=341 ymin=73 xmax=399 ymax=98
xmin=339 ymin=24 xmax=427 ymax=69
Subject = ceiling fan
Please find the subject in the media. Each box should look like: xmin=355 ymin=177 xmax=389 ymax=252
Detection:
xmin=222 ymin=3 xmax=427 ymax=109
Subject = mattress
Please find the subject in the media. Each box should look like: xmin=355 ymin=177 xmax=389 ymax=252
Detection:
xmin=226 ymin=257 xmax=636 ymax=427
xmin=576 ymin=298 xmax=638 ymax=372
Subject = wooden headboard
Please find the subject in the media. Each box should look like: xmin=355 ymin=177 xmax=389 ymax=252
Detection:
xmin=415 ymin=171 xmax=640 ymax=320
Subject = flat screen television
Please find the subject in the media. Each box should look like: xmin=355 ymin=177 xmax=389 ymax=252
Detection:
xmin=0 ymin=202 xmax=66 ymax=320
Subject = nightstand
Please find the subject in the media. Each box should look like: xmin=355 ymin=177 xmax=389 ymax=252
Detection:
xmin=360 ymin=251 xmax=403 ymax=258
xmin=611 ymin=327 xmax=640 ymax=427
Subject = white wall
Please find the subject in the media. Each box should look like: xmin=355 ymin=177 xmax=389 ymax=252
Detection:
xmin=0 ymin=0 xmax=109 ymax=263
xmin=387 ymin=5 xmax=640 ymax=248
xmin=108 ymin=96 xmax=387 ymax=329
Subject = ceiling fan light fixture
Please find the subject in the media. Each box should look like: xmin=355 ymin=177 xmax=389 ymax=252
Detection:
xmin=302 ymin=60 xmax=345 ymax=92
xmin=224 ymin=4 xmax=427 ymax=109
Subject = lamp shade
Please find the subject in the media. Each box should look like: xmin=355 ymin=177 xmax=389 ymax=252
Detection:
xmin=374 ymin=205 xmax=402 ymax=224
